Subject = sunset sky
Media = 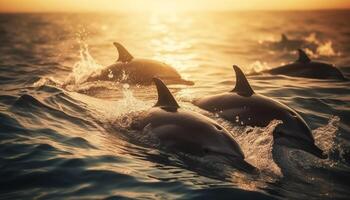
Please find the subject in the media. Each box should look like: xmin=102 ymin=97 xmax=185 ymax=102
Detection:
xmin=0 ymin=0 xmax=350 ymax=13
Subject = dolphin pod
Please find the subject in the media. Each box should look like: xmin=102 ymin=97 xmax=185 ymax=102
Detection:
xmin=86 ymin=42 xmax=194 ymax=85
xmin=257 ymin=49 xmax=347 ymax=80
xmin=102 ymin=42 xmax=335 ymax=171
xmin=130 ymin=78 xmax=256 ymax=173
xmin=194 ymin=65 xmax=327 ymax=159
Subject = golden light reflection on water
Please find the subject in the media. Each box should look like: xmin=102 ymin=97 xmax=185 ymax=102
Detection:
xmin=148 ymin=13 xmax=198 ymax=74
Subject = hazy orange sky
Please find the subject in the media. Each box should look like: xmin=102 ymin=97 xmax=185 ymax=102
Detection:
xmin=0 ymin=0 xmax=350 ymax=12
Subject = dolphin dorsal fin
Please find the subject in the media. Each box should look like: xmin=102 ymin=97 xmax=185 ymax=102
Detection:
xmin=231 ymin=65 xmax=254 ymax=97
xmin=281 ymin=34 xmax=288 ymax=42
xmin=297 ymin=49 xmax=311 ymax=63
xmin=153 ymin=78 xmax=180 ymax=108
xmin=113 ymin=42 xmax=134 ymax=62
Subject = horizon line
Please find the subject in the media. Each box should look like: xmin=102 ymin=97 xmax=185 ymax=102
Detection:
xmin=0 ymin=8 xmax=350 ymax=14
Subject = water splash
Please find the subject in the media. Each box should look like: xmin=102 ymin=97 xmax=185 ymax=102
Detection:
xmin=103 ymin=84 xmax=152 ymax=130
xmin=33 ymin=76 xmax=63 ymax=88
xmin=176 ymin=88 xmax=196 ymax=103
xmin=316 ymin=41 xmax=340 ymax=57
xmin=236 ymin=120 xmax=283 ymax=177
xmin=59 ymin=37 xmax=135 ymax=93
xmin=249 ymin=60 xmax=270 ymax=73
xmin=33 ymin=35 xmax=105 ymax=90
xmin=304 ymin=33 xmax=340 ymax=57
xmin=260 ymin=33 xmax=341 ymax=59
xmin=288 ymin=116 xmax=340 ymax=169
xmin=64 ymin=42 xmax=104 ymax=86
xmin=206 ymin=119 xmax=284 ymax=192
xmin=303 ymin=48 xmax=317 ymax=58
xmin=304 ymin=33 xmax=318 ymax=44
xmin=187 ymin=108 xmax=283 ymax=178
xmin=313 ymin=115 xmax=340 ymax=154
xmin=67 ymin=83 xmax=151 ymax=135
xmin=312 ymin=116 xmax=341 ymax=168
xmin=117 ymin=84 xmax=150 ymax=115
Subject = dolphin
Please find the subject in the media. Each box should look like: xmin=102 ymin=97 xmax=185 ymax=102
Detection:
xmin=258 ymin=49 xmax=347 ymax=80
xmin=131 ymin=78 xmax=256 ymax=173
xmin=270 ymin=34 xmax=305 ymax=51
xmin=263 ymin=34 xmax=317 ymax=51
xmin=86 ymin=42 xmax=194 ymax=85
xmin=194 ymin=65 xmax=327 ymax=159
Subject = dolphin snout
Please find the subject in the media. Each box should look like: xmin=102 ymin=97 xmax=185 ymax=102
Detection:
xmin=307 ymin=143 xmax=328 ymax=159
xmin=225 ymin=157 xmax=258 ymax=174
xmin=292 ymin=139 xmax=328 ymax=159
xmin=274 ymin=135 xmax=328 ymax=159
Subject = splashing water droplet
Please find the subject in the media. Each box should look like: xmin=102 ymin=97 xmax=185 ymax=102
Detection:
xmin=121 ymin=70 xmax=129 ymax=82
xmin=64 ymin=39 xmax=103 ymax=86
xmin=108 ymin=70 xmax=114 ymax=79
xmin=123 ymin=84 xmax=130 ymax=90
xmin=235 ymin=115 xmax=240 ymax=123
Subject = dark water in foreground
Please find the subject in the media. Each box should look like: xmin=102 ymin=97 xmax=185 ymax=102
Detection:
xmin=1 ymin=11 xmax=350 ymax=199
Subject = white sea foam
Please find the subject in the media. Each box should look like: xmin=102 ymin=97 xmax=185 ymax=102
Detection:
xmin=316 ymin=41 xmax=341 ymax=57
xmin=304 ymin=33 xmax=341 ymax=57
xmin=33 ymin=76 xmax=63 ymax=88
xmin=249 ymin=60 xmax=270 ymax=73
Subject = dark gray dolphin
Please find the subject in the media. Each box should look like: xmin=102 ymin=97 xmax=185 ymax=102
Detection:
xmin=260 ymin=49 xmax=347 ymax=80
xmin=86 ymin=43 xmax=194 ymax=85
xmin=194 ymin=65 xmax=327 ymax=159
xmin=131 ymin=78 xmax=256 ymax=173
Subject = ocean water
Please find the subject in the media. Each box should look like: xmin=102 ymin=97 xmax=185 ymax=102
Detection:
xmin=0 ymin=11 xmax=350 ymax=199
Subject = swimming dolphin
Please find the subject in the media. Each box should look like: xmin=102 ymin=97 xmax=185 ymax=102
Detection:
xmin=86 ymin=42 xmax=194 ymax=85
xmin=268 ymin=34 xmax=305 ymax=51
xmin=131 ymin=78 xmax=256 ymax=173
xmin=259 ymin=49 xmax=347 ymax=80
xmin=194 ymin=65 xmax=327 ymax=159
xmin=263 ymin=34 xmax=318 ymax=52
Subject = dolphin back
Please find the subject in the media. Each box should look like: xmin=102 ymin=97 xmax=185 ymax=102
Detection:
xmin=296 ymin=49 xmax=311 ymax=63
xmin=113 ymin=42 xmax=134 ymax=62
xmin=153 ymin=78 xmax=180 ymax=108
xmin=232 ymin=65 xmax=254 ymax=96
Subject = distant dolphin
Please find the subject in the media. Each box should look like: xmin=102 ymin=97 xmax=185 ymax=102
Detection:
xmin=131 ymin=78 xmax=256 ymax=173
xmin=258 ymin=49 xmax=347 ymax=80
xmin=263 ymin=34 xmax=317 ymax=51
xmin=86 ymin=43 xmax=194 ymax=85
xmin=272 ymin=34 xmax=305 ymax=50
xmin=194 ymin=65 xmax=327 ymax=159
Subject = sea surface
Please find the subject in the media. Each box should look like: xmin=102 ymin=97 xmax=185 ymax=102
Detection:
xmin=0 ymin=11 xmax=350 ymax=199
